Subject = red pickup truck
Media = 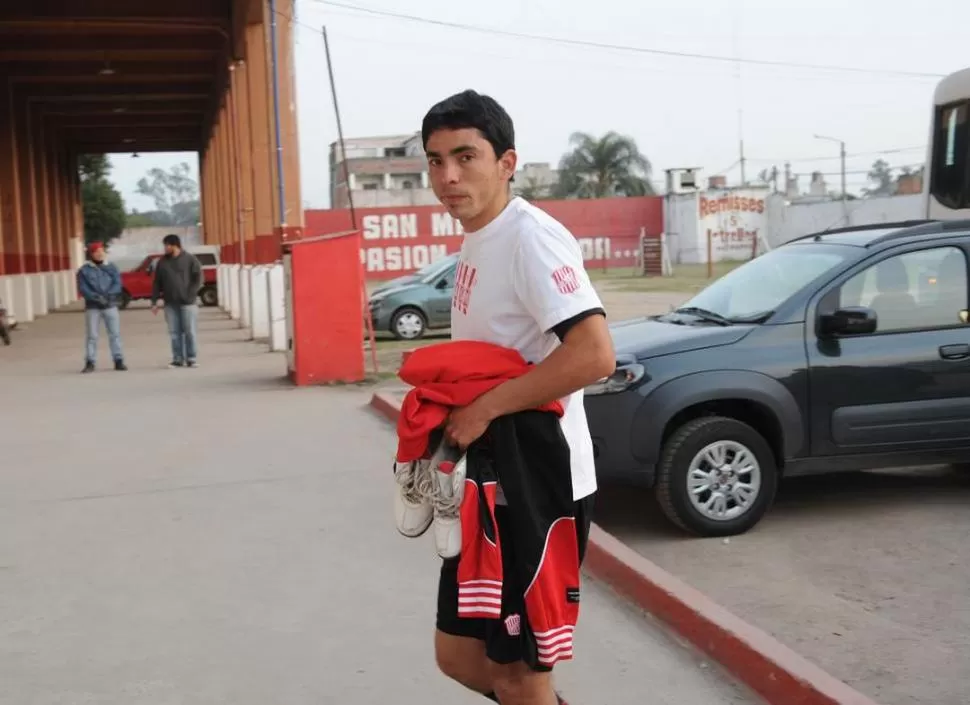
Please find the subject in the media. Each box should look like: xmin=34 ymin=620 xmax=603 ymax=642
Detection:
xmin=120 ymin=249 xmax=220 ymax=309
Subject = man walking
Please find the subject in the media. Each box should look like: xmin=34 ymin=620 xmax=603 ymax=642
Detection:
xmin=151 ymin=233 xmax=202 ymax=368
xmin=77 ymin=241 xmax=127 ymax=373
xmin=413 ymin=90 xmax=616 ymax=705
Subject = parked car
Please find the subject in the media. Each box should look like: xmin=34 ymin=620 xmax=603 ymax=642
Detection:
xmin=584 ymin=219 xmax=970 ymax=537
xmin=120 ymin=249 xmax=220 ymax=309
xmin=368 ymin=253 xmax=459 ymax=340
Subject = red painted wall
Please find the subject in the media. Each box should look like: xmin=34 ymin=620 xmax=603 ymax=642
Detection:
xmin=305 ymin=196 xmax=664 ymax=281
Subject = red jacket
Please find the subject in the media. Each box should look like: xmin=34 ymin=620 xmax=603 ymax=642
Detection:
xmin=395 ymin=340 xmax=563 ymax=462
xmin=395 ymin=340 xmax=579 ymax=669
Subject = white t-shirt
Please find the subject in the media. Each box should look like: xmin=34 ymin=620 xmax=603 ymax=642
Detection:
xmin=450 ymin=196 xmax=604 ymax=501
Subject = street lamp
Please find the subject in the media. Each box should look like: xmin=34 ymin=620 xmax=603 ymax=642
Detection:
xmin=814 ymin=134 xmax=847 ymax=207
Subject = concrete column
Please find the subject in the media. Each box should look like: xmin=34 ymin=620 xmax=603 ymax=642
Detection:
xmin=231 ymin=61 xmax=257 ymax=264
xmin=249 ymin=265 xmax=270 ymax=340
xmin=61 ymin=270 xmax=73 ymax=305
xmin=0 ymin=276 xmax=13 ymax=320
xmin=245 ymin=22 xmax=276 ymax=263
xmin=10 ymin=274 xmax=33 ymax=322
xmin=228 ymin=264 xmax=241 ymax=320
xmin=30 ymin=272 xmax=47 ymax=316
xmin=267 ymin=263 xmax=286 ymax=352
xmin=16 ymin=97 xmax=40 ymax=276
xmin=34 ymin=119 xmax=54 ymax=277
xmin=216 ymin=264 xmax=225 ymax=311
xmin=226 ymin=78 xmax=243 ymax=268
xmin=268 ymin=0 xmax=304 ymax=251
xmin=0 ymin=84 xmax=24 ymax=277
xmin=239 ymin=264 xmax=252 ymax=334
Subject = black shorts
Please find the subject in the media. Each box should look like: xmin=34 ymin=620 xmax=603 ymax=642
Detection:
xmin=435 ymin=493 xmax=594 ymax=671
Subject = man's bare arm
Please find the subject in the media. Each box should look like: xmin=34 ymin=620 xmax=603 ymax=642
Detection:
xmin=476 ymin=314 xmax=615 ymax=421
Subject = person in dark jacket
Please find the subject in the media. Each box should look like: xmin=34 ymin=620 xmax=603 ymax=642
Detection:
xmin=76 ymin=241 xmax=127 ymax=373
xmin=151 ymin=233 xmax=203 ymax=368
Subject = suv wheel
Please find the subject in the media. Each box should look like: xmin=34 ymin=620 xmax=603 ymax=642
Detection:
xmin=119 ymin=289 xmax=132 ymax=310
xmin=391 ymin=307 xmax=427 ymax=340
xmin=656 ymin=416 xmax=778 ymax=537
xmin=199 ymin=285 xmax=218 ymax=307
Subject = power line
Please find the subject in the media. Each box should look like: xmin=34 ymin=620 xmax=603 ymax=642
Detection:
xmin=309 ymin=0 xmax=945 ymax=80
xmin=748 ymin=146 xmax=926 ymax=164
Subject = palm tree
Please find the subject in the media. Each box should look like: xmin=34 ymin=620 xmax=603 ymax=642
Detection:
xmin=554 ymin=131 xmax=654 ymax=199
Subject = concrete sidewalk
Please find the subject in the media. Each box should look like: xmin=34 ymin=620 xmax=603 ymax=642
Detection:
xmin=0 ymin=308 xmax=756 ymax=704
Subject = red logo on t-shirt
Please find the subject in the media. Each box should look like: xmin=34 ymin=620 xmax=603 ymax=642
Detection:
xmin=551 ymin=265 xmax=580 ymax=295
xmin=452 ymin=261 xmax=478 ymax=315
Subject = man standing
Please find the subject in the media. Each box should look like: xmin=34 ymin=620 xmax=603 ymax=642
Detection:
xmin=77 ymin=241 xmax=127 ymax=373
xmin=151 ymin=233 xmax=202 ymax=368
xmin=418 ymin=90 xmax=615 ymax=705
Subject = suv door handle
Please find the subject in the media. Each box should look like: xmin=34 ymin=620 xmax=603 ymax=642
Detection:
xmin=939 ymin=344 xmax=970 ymax=360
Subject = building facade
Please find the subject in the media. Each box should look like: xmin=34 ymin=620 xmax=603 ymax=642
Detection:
xmin=329 ymin=133 xmax=440 ymax=209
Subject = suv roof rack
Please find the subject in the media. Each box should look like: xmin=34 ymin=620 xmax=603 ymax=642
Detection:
xmin=866 ymin=218 xmax=970 ymax=247
xmin=787 ymin=220 xmax=937 ymax=244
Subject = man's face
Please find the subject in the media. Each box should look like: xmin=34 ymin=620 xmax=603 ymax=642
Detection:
xmin=91 ymin=248 xmax=105 ymax=263
xmin=425 ymin=128 xmax=516 ymax=227
xmin=164 ymin=243 xmax=176 ymax=256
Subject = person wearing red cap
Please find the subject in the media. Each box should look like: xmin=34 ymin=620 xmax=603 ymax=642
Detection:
xmin=76 ymin=241 xmax=126 ymax=373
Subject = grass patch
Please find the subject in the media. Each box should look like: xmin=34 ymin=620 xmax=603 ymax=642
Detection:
xmin=590 ymin=262 xmax=745 ymax=293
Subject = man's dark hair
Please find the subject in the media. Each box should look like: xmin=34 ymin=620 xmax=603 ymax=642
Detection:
xmin=163 ymin=234 xmax=182 ymax=248
xmin=421 ymin=89 xmax=515 ymax=162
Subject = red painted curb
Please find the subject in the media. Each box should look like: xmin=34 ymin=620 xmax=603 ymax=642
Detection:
xmin=369 ymin=391 xmax=883 ymax=705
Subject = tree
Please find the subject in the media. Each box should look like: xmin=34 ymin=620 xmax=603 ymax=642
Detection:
xmin=864 ymin=159 xmax=894 ymax=197
xmin=79 ymin=154 xmax=126 ymax=246
xmin=554 ymin=131 xmax=654 ymax=199
xmin=135 ymin=162 xmax=200 ymax=226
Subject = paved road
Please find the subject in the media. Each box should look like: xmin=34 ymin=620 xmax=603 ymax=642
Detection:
xmin=0 ymin=307 xmax=756 ymax=705
xmin=596 ymin=469 xmax=970 ymax=705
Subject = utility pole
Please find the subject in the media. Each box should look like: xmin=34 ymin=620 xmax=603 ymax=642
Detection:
xmin=815 ymin=134 xmax=847 ymax=212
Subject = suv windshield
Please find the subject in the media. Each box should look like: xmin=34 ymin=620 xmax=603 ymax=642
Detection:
xmin=679 ymin=246 xmax=852 ymax=320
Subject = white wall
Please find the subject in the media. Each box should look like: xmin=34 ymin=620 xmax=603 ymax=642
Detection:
xmin=665 ymin=192 xmax=925 ymax=263
xmin=764 ymin=194 xmax=923 ymax=248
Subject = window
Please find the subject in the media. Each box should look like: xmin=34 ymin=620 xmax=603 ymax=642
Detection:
xmin=402 ymin=180 xmax=413 ymax=189
xmin=682 ymin=246 xmax=850 ymax=320
xmin=838 ymin=246 xmax=968 ymax=333
xmin=196 ymin=253 xmax=217 ymax=266
xmin=931 ymin=100 xmax=970 ymax=209
xmin=385 ymin=147 xmax=406 ymax=158
xmin=362 ymin=183 xmax=379 ymax=190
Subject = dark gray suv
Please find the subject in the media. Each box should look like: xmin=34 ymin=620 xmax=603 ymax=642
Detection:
xmin=584 ymin=220 xmax=970 ymax=537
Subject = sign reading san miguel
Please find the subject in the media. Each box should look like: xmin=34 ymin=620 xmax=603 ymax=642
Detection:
xmin=304 ymin=196 xmax=665 ymax=280
xmin=358 ymin=210 xmax=463 ymax=274
xmin=698 ymin=189 xmax=768 ymax=260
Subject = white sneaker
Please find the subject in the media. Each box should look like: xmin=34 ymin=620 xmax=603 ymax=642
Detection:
xmin=430 ymin=452 xmax=466 ymax=559
xmin=393 ymin=460 xmax=434 ymax=538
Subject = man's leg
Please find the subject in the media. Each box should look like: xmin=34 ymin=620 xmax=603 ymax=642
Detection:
xmin=435 ymin=557 xmax=495 ymax=697
xmin=83 ymin=308 xmax=99 ymax=371
xmin=102 ymin=307 xmax=126 ymax=369
xmin=181 ymin=304 xmax=199 ymax=366
xmin=482 ymin=506 xmax=559 ymax=705
xmin=163 ymin=305 xmax=184 ymax=365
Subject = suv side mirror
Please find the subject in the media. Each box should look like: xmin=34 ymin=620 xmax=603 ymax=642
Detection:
xmin=819 ymin=306 xmax=877 ymax=337
xmin=435 ymin=278 xmax=449 ymax=290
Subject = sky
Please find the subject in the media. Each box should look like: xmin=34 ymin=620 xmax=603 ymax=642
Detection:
xmin=107 ymin=0 xmax=970 ymax=210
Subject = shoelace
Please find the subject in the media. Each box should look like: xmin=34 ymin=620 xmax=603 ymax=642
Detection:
xmin=394 ymin=461 xmax=429 ymax=505
xmin=393 ymin=458 xmax=463 ymax=519
xmin=429 ymin=458 xmax=463 ymax=520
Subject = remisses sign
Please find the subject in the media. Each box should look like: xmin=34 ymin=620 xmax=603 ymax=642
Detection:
xmin=697 ymin=189 xmax=767 ymax=261
xmin=305 ymin=196 xmax=664 ymax=280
